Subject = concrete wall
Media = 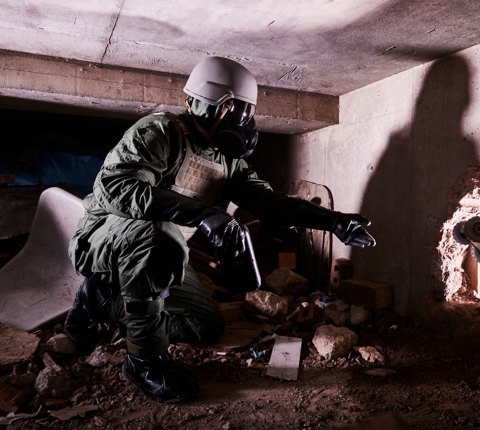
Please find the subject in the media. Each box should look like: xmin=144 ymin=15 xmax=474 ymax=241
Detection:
xmin=258 ymin=44 xmax=480 ymax=317
xmin=4 ymin=45 xmax=480 ymax=318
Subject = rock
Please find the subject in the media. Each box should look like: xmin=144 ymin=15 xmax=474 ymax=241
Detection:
xmin=265 ymin=268 xmax=309 ymax=297
xmin=45 ymin=333 xmax=76 ymax=355
xmin=86 ymin=346 xmax=111 ymax=367
xmin=312 ymin=324 xmax=358 ymax=360
xmin=309 ymin=291 xmax=328 ymax=306
xmin=244 ymin=291 xmax=290 ymax=319
xmin=294 ymin=303 xmax=324 ymax=329
xmin=326 ymin=299 xmax=350 ymax=312
xmin=357 ymin=346 xmax=385 ymax=363
xmin=350 ymin=305 xmax=370 ymax=325
xmin=34 ymin=366 xmax=73 ymax=399
xmin=325 ymin=308 xmax=348 ymax=326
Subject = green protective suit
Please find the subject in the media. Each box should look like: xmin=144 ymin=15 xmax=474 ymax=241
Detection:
xmin=69 ymin=101 xmax=306 ymax=356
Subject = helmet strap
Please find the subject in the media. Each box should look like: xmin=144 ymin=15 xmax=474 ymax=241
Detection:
xmin=184 ymin=98 xmax=232 ymax=148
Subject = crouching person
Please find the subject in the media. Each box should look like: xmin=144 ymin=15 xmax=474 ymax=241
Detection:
xmin=64 ymin=56 xmax=375 ymax=403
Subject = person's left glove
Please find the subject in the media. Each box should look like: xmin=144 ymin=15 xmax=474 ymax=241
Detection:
xmin=331 ymin=212 xmax=376 ymax=248
xmin=289 ymin=200 xmax=376 ymax=248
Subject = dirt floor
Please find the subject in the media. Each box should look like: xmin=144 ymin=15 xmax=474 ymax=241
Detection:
xmin=2 ymin=301 xmax=480 ymax=430
xmin=1 ymin=185 xmax=480 ymax=429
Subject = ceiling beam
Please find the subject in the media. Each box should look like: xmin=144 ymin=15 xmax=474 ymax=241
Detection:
xmin=0 ymin=51 xmax=338 ymax=134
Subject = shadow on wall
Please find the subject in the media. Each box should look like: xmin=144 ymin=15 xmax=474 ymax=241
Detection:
xmin=352 ymin=55 xmax=476 ymax=317
xmin=250 ymin=132 xmax=296 ymax=190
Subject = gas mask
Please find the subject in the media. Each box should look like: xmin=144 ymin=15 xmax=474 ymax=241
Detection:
xmin=213 ymin=100 xmax=259 ymax=159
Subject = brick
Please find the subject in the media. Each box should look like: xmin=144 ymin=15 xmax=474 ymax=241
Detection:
xmin=339 ymin=278 xmax=393 ymax=310
xmin=278 ymin=252 xmax=296 ymax=269
xmin=330 ymin=258 xmax=354 ymax=291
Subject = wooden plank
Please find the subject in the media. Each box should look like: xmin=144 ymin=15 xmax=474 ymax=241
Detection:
xmin=203 ymin=320 xmax=264 ymax=351
xmin=217 ymin=301 xmax=245 ymax=322
xmin=0 ymin=323 xmax=40 ymax=371
xmin=265 ymin=335 xmax=302 ymax=381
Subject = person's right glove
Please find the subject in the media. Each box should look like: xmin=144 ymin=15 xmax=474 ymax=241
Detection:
xmin=331 ymin=212 xmax=376 ymax=248
xmin=146 ymin=188 xmax=247 ymax=256
xmin=198 ymin=211 xmax=246 ymax=257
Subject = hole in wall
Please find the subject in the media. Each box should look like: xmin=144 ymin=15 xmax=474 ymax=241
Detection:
xmin=434 ymin=162 xmax=480 ymax=305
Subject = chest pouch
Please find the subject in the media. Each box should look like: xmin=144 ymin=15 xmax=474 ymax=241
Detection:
xmin=170 ymin=140 xmax=228 ymax=241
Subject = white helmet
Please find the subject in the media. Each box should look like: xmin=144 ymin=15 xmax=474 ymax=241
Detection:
xmin=184 ymin=56 xmax=258 ymax=106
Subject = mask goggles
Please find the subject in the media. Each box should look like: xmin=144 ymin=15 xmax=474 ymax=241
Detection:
xmin=227 ymin=99 xmax=256 ymax=126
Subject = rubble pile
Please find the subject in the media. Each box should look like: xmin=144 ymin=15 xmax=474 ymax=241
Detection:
xmin=0 ymin=262 xmax=399 ymax=427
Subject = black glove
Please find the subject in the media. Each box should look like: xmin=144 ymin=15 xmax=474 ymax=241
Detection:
xmin=331 ymin=212 xmax=376 ymax=248
xmin=198 ymin=211 xmax=246 ymax=257
xmin=289 ymin=200 xmax=376 ymax=248
xmin=148 ymin=188 xmax=246 ymax=255
xmin=218 ymin=226 xmax=262 ymax=293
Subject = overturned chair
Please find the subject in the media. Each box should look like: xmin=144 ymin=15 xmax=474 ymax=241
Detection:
xmin=0 ymin=187 xmax=84 ymax=332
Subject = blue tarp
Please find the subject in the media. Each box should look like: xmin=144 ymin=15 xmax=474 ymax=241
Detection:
xmin=1 ymin=152 xmax=104 ymax=196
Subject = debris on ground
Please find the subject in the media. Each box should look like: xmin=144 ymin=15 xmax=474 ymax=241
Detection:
xmin=0 ymin=324 xmax=40 ymax=372
xmin=1 ymin=215 xmax=480 ymax=429
xmin=265 ymin=335 xmax=302 ymax=381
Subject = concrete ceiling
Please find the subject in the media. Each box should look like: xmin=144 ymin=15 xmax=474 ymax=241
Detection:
xmin=1 ymin=0 xmax=480 ymax=133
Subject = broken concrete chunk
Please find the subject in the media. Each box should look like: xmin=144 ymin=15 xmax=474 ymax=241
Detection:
xmin=324 ymin=308 xmax=347 ymax=327
xmin=357 ymin=346 xmax=385 ymax=364
xmin=44 ymin=333 xmax=76 ymax=355
xmin=244 ymin=290 xmax=290 ymax=319
xmin=265 ymin=267 xmax=309 ymax=297
xmin=34 ymin=366 xmax=73 ymax=399
xmin=312 ymin=324 xmax=358 ymax=360
xmin=350 ymin=305 xmax=370 ymax=325
xmin=326 ymin=299 xmax=350 ymax=312
xmin=86 ymin=346 xmax=111 ymax=367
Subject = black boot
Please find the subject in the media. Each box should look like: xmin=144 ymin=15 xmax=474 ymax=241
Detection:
xmin=122 ymin=352 xmax=199 ymax=403
xmin=64 ymin=278 xmax=112 ymax=354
